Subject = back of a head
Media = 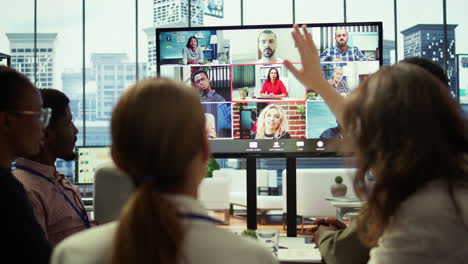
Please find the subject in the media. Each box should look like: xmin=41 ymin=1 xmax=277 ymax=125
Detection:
xmin=111 ymin=77 xmax=204 ymax=188
xmin=0 ymin=66 xmax=35 ymax=111
xmin=401 ymin=57 xmax=449 ymax=87
xmin=110 ymin=78 xmax=205 ymax=264
xmin=343 ymin=63 xmax=468 ymax=246
xmin=344 ymin=63 xmax=464 ymax=164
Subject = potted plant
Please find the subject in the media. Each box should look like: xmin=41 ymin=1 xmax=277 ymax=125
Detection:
xmin=296 ymin=105 xmax=306 ymax=119
xmin=307 ymin=92 xmax=317 ymax=100
xmin=206 ymin=158 xmax=220 ymax=178
xmin=239 ymin=87 xmax=249 ymax=99
xmin=330 ymin=176 xmax=347 ymax=197
xmin=241 ymin=229 xmax=257 ymax=240
xmin=241 ymin=87 xmax=249 ymax=97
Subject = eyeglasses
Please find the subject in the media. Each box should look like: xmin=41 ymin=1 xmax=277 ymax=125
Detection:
xmin=4 ymin=107 xmax=52 ymax=127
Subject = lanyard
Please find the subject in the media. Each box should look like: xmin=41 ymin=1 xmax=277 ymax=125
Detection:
xmin=181 ymin=213 xmax=225 ymax=225
xmin=15 ymin=164 xmax=91 ymax=228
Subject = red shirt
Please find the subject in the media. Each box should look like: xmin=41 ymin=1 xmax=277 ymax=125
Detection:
xmin=260 ymin=79 xmax=288 ymax=96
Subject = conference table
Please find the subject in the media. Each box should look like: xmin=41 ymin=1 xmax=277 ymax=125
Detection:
xmin=277 ymin=236 xmax=322 ymax=263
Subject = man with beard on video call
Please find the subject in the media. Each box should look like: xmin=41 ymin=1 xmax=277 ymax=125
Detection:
xmin=320 ymin=28 xmax=368 ymax=62
xmin=13 ymin=89 xmax=96 ymax=248
xmin=257 ymin=29 xmax=283 ymax=64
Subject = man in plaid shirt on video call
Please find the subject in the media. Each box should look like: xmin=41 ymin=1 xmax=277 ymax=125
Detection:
xmin=320 ymin=28 xmax=368 ymax=62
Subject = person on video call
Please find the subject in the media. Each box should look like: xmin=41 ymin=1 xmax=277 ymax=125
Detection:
xmin=205 ymin=113 xmax=217 ymax=138
xmin=320 ymin=121 xmax=342 ymax=139
xmin=182 ymin=36 xmax=204 ymax=65
xmin=260 ymin=67 xmax=288 ymax=98
xmin=320 ymin=28 xmax=368 ymax=62
xmin=191 ymin=70 xmax=226 ymax=102
xmin=328 ymin=66 xmax=350 ymax=95
xmin=251 ymin=104 xmax=290 ymax=139
xmin=257 ymin=30 xmax=283 ymax=64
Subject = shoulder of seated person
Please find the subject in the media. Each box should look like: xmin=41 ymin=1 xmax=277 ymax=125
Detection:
xmin=56 ymin=221 xmax=117 ymax=250
xmin=52 ymin=222 xmax=117 ymax=263
xmin=394 ymin=180 xmax=468 ymax=221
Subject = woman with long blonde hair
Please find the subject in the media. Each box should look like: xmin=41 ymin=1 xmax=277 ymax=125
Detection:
xmin=285 ymin=25 xmax=468 ymax=264
xmin=51 ymin=78 xmax=277 ymax=264
xmin=252 ymin=104 xmax=290 ymax=139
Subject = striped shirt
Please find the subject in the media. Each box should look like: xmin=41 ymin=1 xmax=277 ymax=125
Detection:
xmin=13 ymin=158 xmax=96 ymax=247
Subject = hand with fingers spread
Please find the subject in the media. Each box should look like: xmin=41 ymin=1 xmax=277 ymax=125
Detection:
xmin=284 ymin=24 xmax=346 ymax=125
xmin=284 ymin=25 xmax=328 ymax=92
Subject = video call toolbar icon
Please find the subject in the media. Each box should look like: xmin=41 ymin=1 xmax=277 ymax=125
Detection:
xmin=296 ymin=141 xmax=304 ymax=147
xmin=249 ymin=142 xmax=258 ymax=148
xmin=317 ymin=141 xmax=324 ymax=148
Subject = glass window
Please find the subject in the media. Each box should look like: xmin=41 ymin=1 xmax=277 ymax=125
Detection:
xmin=37 ymin=0 xmax=83 ymax=172
xmin=0 ymin=0 xmax=34 ymax=78
xmin=448 ymin=0 xmax=467 ymax=101
xmin=203 ymin=0 xmax=241 ymax=27
xmin=397 ymin=0 xmax=449 ymax=93
xmin=244 ymin=0 xmax=293 ymax=25
xmin=85 ymin=0 xmax=136 ymax=146
xmin=397 ymin=0 xmax=443 ymax=61
xmin=295 ymin=0 xmax=344 ymax=24
xmin=347 ymin=0 xmax=395 ymax=65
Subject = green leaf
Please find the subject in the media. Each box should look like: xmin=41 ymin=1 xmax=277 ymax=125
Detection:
xmin=335 ymin=176 xmax=343 ymax=184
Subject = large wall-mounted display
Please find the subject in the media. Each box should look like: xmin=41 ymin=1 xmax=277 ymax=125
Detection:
xmin=458 ymin=54 xmax=468 ymax=104
xmin=156 ymin=22 xmax=383 ymax=157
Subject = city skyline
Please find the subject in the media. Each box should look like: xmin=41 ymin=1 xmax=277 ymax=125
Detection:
xmin=2 ymin=0 xmax=466 ymax=81
xmin=1 ymin=0 xmax=467 ymax=182
xmin=402 ymin=24 xmax=458 ymax=95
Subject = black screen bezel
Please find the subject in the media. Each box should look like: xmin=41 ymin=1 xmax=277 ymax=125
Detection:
xmin=156 ymin=22 xmax=383 ymax=158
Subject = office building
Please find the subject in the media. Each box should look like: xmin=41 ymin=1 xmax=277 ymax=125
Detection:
xmin=401 ymin=24 xmax=458 ymax=95
xmin=90 ymin=53 xmax=146 ymax=120
xmin=144 ymin=0 xmax=205 ymax=78
xmin=383 ymin=39 xmax=396 ymax=65
xmin=153 ymin=0 xmax=204 ymax=28
xmin=144 ymin=27 xmax=157 ymax=78
xmin=62 ymin=69 xmax=98 ymax=121
xmin=6 ymin=33 xmax=58 ymax=89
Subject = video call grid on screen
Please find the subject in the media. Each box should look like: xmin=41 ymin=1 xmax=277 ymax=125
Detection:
xmin=156 ymin=22 xmax=383 ymax=157
xmin=75 ymin=146 xmax=112 ymax=184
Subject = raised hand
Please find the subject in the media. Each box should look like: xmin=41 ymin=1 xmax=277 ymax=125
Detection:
xmin=284 ymin=24 xmax=347 ymax=125
xmin=284 ymin=25 xmax=328 ymax=93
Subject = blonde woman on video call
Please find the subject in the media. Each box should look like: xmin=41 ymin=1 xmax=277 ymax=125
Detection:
xmin=51 ymin=78 xmax=277 ymax=264
xmin=251 ymin=104 xmax=291 ymax=139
